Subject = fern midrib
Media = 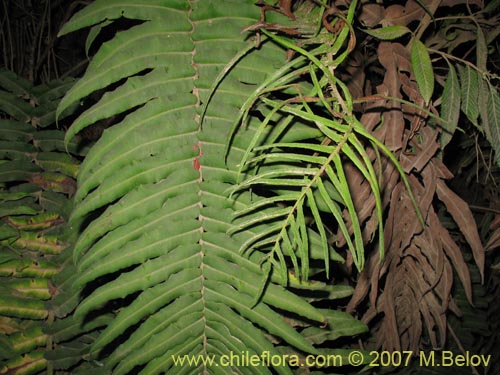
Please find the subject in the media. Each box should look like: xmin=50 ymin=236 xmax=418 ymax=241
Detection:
xmin=272 ymin=124 xmax=355 ymax=279
xmin=187 ymin=2 xmax=211 ymax=373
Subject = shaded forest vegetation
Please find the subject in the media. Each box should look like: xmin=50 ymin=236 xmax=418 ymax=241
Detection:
xmin=0 ymin=0 xmax=499 ymax=374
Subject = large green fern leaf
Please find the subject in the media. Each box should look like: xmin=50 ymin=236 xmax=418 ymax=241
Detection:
xmin=58 ymin=1 xmax=366 ymax=373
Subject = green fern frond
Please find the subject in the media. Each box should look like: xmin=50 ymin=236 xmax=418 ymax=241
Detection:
xmin=0 ymin=69 xmax=94 ymax=375
xmin=54 ymin=1 xmax=370 ymax=373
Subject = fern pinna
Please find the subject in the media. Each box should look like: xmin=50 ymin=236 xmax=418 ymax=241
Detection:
xmin=56 ymin=1 xmax=367 ymax=374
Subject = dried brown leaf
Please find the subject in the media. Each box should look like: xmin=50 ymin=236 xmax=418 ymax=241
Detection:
xmin=438 ymin=211 xmax=473 ymax=304
xmin=346 ymin=250 xmax=383 ymax=315
xmin=414 ymin=226 xmax=444 ymax=292
xmin=352 ymin=164 xmax=472 ymax=351
xmin=406 ymin=241 xmax=437 ymax=287
xmin=402 ymin=128 xmax=440 ymax=173
xmin=436 ymin=179 xmax=485 ymax=282
xmin=406 ymin=256 xmax=446 ymax=349
xmin=383 ymin=1 xmax=425 ymax=27
xmin=432 ymin=157 xmax=454 ymax=179
xmin=379 ymin=262 xmax=401 ymax=350
xmin=359 ymin=2 xmax=384 ymax=28
xmin=438 ymin=261 xmax=453 ymax=313
xmin=391 ymin=180 xmax=423 ymax=249
xmin=377 ymin=42 xmax=418 ymax=150
xmin=419 ymin=162 xmax=437 ymax=217
xmin=486 ymin=215 xmax=500 ymax=251
xmin=361 ymin=110 xmax=383 ymax=133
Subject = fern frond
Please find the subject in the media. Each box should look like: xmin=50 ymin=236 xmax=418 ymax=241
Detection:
xmin=0 ymin=69 xmax=95 ymax=375
xmin=56 ymin=1 xmax=368 ymax=373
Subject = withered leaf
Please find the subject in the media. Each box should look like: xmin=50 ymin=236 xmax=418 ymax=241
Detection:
xmin=438 ymin=212 xmax=473 ymax=304
xmin=486 ymin=215 xmax=500 ymax=251
xmin=436 ymin=180 xmax=485 ymax=282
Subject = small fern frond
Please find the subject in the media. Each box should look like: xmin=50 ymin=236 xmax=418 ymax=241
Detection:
xmin=229 ymin=0 xmax=429 ymax=283
xmin=230 ymin=76 xmax=380 ymax=279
